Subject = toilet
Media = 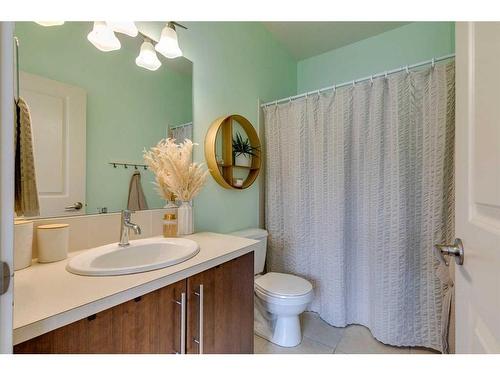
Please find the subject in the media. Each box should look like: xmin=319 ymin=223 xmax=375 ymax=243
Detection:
xmin=230 ymin=228 xmax=313 ymax=347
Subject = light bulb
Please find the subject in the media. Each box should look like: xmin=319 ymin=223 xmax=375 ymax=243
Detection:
xmin=155 ymin=23 xmax=182 ymax=59
xmin=87 ymin=21 xmax=121 ymax=52
xmin=35 ymin=21 xmax=65 ymax=26
xmin=106 ymin=22 xmax=138 ymax=37
xmin=136 ymin=39 xmax=161 ymax=71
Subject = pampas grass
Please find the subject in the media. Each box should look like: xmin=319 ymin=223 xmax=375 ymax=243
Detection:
xmin=143 ymin=138 xmax=209 ymax=202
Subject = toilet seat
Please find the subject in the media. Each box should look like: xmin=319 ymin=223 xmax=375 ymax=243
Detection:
xmin=255 ymin=272 xmax=313 ymax=301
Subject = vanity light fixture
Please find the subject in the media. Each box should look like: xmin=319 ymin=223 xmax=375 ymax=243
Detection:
xmin=106 ymin=22 xmax=138 ymax=37
xmin=155 ymin=22 xmax=184 ymax=59
xmin=34 ymin=21 xmax=187 ymax=71
xmin=87 ymin=21 xmax=121 ymax=52
xmin=35 ymin=21 xmax=65 ymax=26
xmin=135 ymin=38 xmax=161 ymax=71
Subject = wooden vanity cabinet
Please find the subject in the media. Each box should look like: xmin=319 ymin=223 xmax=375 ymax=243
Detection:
xmin=14 ymin=252 xmax=254 ymax=354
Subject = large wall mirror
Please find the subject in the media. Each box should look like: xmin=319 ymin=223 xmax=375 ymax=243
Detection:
xmin=14 ymin=22 xmax=193 ymax=218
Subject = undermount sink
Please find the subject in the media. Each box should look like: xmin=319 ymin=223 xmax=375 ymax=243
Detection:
xmin=66 ymin=237 xmax=200 ymax=276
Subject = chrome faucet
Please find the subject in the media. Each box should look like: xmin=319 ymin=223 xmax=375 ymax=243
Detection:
xmin=119 ymin=209 xmax=141 ymax=247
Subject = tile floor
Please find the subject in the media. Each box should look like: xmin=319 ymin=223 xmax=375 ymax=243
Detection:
xmin=254 ymin=312 xmax=439 ymax=354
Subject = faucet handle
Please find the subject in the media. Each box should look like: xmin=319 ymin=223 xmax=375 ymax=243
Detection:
xmin=121 ymin=209 xmax=134 ymax=220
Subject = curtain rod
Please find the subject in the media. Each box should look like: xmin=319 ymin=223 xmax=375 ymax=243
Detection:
xmin=261 ymin=53 xmax=456 ymax=108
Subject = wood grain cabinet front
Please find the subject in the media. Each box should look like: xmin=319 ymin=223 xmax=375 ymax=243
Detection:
xmin=14 ymin=252 xmax=254 ymax=354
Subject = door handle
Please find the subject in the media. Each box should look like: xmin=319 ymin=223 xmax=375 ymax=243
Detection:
xmin=174 ymin=292 xmax=186 ymax=354
xmin=194 ymin=284 xmax=204 ymax=354
xmin=434 ymin=238 xmax=465 ymax=266
xmin=1 ymin=261 xmax=11 ymax=295
xmin=65 ymin=202 xmax=83 ymax=211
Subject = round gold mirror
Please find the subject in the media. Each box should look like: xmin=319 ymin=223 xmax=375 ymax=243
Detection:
xmin=205 ymin=114 xmax=261 ymax=190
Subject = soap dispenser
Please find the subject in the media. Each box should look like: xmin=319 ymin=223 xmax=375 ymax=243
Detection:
xmin=163 ymin=193 xmax=178 ymax=237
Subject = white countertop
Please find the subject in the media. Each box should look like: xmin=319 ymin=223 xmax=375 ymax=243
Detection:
xmin=13 ymin=232 xmax=258 ymax=345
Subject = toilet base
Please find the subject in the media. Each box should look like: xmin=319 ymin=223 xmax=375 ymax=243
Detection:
xmin=271 ymin=315 xmax=302 ymax=347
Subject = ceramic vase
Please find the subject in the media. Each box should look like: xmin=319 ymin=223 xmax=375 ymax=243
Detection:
xmin=235 ymin=153 xmax=252 ymax=167
xmin=177 ymin=201 xmax=193 ymax=235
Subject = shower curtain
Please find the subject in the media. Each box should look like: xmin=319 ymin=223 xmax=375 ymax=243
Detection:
xmin=263 ymin=62 xmax=455 ymax=352
xmin=170 ymin=122 xmax=193 ymax=144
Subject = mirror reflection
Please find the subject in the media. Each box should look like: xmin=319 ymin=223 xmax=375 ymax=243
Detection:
xmin=14 ymin=22 xmax=193 ymax=218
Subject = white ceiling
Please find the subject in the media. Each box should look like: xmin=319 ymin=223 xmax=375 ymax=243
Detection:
xmin=262 ymin=22 xmax=410 ymax=60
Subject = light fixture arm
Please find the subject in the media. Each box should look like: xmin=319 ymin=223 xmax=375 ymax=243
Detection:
xmin=136 ymin=21 xmax=187 ymax=41
xmin=169 ymin=21 xmax=188 ymax=30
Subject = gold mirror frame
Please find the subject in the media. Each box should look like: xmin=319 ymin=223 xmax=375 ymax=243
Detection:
xmin=205 ymin=114 xmax=261 ymax=190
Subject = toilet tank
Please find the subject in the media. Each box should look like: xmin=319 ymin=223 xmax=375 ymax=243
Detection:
xmin=229 ymin=228 xmax=268 ymax=275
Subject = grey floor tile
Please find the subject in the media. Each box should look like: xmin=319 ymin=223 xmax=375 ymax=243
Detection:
xmin=334 ymin=324 xmax=409 ymax=354
xmin=301 ymin=312 xmax=345 ymax=349
xmin=254 ymin=334 xmax=333 ymax=354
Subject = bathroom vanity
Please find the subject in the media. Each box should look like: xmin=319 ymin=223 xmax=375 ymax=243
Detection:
xmin=13 ymin=232 xmax=256 ymax=354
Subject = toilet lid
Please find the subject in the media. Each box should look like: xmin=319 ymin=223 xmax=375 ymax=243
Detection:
xmin=255 ymin=272 xmax=312 ymax=297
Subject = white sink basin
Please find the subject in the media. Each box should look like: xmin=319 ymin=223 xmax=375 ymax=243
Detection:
xmin=66 ymin=237 xmax=199 ymax=276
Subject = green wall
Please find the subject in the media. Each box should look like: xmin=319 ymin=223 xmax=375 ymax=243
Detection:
xmin=15 ymin=22 xmax=193 ymax=214
xmin=297 ymin=22 xmax=455 ymax=93
xmin=15 ymin=22 xmax=453 ymax=234
xmin=139 ymin=22 xmax=297 ymax=233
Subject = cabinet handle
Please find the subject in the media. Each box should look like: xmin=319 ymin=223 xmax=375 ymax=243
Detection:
xmin=194 ymin=284 xmax=204 ymax=354
xmin=174 ymin=292 xmax=186 ymax=354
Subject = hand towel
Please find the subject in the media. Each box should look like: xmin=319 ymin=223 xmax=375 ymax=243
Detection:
xmin=14 ymin=97 xmax=40 ymax=217
xmin=127 ymin=170 xmax=148 ymax=211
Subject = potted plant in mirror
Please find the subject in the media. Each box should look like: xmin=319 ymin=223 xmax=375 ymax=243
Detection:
xmin=144 ymin=139 xmax=209 ymax=235
xmin=232 ymin=132 xmax=259 ymax=167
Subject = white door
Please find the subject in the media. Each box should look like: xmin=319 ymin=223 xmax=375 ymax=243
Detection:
xmin=455 ymin=22 xmax=500 ymax=353
xmin=0 ymin=21 xmax=14 ymax=354
xmin=20 ymin=72 xmax=86 ymax=217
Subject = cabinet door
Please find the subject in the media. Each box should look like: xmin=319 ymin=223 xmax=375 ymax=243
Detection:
xmin=110 ymin=279 xmax=186 ymax=353
xmin=14 ymin=279 xmax=186 ymax=354
xmin=186 ymin=252 xmax=254 ymax=354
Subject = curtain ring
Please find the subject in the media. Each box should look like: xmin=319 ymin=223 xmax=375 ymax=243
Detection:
xmin=274 ymin=100 xmax=278 ymax=107
xmin=352 ymin=80 xmax=355 ymax=88
xmin=405 ymin=65 xmax=409 ymax=74
xmin=432 ymin=58 xmax=436 ymax=68
xmin=333 ymin=84 xmax=336 ymax=93
xmin=384 ymin=71 xmax=388 ymax=80
xmin=317 ymin=89 xmax=320 ymax=96
xmin=370 ymin=75 xmax=374 ymax=86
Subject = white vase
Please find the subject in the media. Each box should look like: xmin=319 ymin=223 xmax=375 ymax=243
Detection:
xmin=235 ymin=153 xmax=252 ymax=167
xmin=177 ymin=201 xmax=193 ymax=235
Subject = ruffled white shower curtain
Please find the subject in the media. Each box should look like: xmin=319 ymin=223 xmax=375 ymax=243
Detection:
xmin=263 ymin=62 xmax=455 ymax=352
xmin=170 ymin=122 xmax=193 ymax=143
